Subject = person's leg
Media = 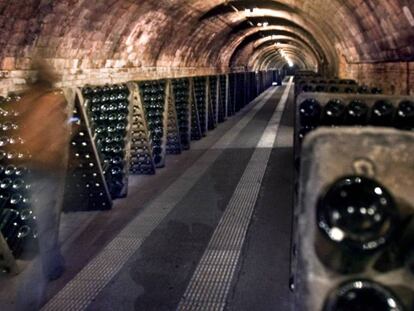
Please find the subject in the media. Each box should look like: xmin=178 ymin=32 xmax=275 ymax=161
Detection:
xmin=15 ymin=173 xmax=64 ymax=310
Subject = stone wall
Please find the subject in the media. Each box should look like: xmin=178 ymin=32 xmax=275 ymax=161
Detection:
xmin=339 ymin=55 xmax=414 ymax=95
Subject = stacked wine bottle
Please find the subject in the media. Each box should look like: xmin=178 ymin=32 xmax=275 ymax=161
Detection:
xmin=172 ymin=78 xmax=191 ymax=150
xmin=63 ymin=99 xmax=112 ymax=211
xmin=193 ymin=77 xmax=207 ymax=136
xmin=297 ymin=97 xmax=414 ymax=144
xmin=140 ymin=80 xmax=166 ymax=168
xmin=235 ymin=73 xmax=246 ymax=112
xmin=165 ymin=82 xmax=182 ymax=155
xmin=296 ymin=77 xmax=383 ymax=96
xmin=0 ymin=96 xmax=37 ymax=258
xmin=247 ymin=72 xmax=257 ymax=103
xmin=82 ymin=84 xmax=130 ymax=199
xmin=209 ymin=76 xmax=218 ymax=129
xmin=228 ymin=73 xmax=236 ymax=117
xmin=218 ymin=75 xmax=227 ymax=123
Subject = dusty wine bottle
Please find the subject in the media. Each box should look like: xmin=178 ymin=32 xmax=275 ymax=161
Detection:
xmin=323 ymin=279 xmax=407 ymax=311
xmin=322 ymin=99 xmax=345 ymax=126
xmin=371 ymin=100 xmax=395 ymax=126
xmin=299 ymin=98 xmax=321 ymax=126
xmin=315 ymin=175 xmax=399 ymax=273
xmin=344 ymin=100 xmax=369 ymax=125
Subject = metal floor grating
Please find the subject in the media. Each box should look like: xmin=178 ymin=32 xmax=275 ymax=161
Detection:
xmin=177 ymin=78 xmax=293 ymax=311
xmin=40 ymin=86 xmax=281 ymax=311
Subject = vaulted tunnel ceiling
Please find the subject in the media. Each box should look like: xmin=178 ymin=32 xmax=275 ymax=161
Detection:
xmin=0 ymin=0 xmax=413 ymax=81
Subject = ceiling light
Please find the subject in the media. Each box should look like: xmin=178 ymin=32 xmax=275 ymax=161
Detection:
xmin=263 ymin=22 xmax=269 ymax=27
xmin=257 ymin=22 xmax=262 ymax=27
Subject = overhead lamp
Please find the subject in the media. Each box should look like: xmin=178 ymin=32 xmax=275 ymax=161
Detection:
xmin=257 ymin=22 xmax=263 ymax=27
xmin=262 ymin=22 xmax=269 ymax=27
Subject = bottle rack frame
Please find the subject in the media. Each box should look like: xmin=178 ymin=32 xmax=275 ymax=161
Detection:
xmin=171 ymin=78 xmax=192 ymax=150
xmin=127 ymin=82 xmax=157 ymax=175
xmin=294 ymin=128 xmax=414 ymax=311
xmin=189 ymin=78 xmax=203 ymax=141
xmin=192 ymin=77 xmax=209 ymax=136
xmin=165 ymin=80 xmax=183 ymax=155
xmin=62 ymin=88 xmax=113 ymax=211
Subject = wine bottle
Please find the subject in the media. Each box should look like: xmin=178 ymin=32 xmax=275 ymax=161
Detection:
xmin=329 ymin=86 xmax=340 ymax=93
xmin=344 ymin=100 xmax=369 ymax=125
xmin=322 ymin=99 xmax=345 ymax=126
xmin=323 ymin=279 xmax=407 ymax=311
xmin=299 ymin=98 xmax=321 ymax=126
xmin=370 ymin=100 xmax=395 ymax=126
xmin=394 ymin=100 xmax=414 ymax=130
xmin=315 ymin=175 xmax=399 ymax=273
xmin=357 ymin=85 xmax=370 ymax=94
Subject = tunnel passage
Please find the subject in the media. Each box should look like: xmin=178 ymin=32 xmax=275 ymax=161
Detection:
xmin=0 ymin=2 xmax=413 ymax=311
xmin=0 ymin=0 xmax=413 ymax=95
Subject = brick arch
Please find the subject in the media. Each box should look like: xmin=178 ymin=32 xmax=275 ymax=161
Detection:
xmin=0 ymin=0 xmax=413 ymax=94
xmin=229 ymin=32 xmax=322 ymax=69
xmin=249 ymin=45 xmax=316 ymax=70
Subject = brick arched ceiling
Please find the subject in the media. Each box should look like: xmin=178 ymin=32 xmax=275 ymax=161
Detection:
xmin=0 ymin=0 xmax=413 ymax=82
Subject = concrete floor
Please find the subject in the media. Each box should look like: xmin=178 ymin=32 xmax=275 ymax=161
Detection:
xmin=0 ymin=80 xmax=295 ymax=311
